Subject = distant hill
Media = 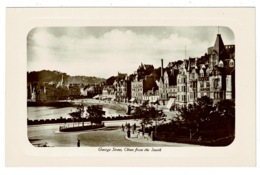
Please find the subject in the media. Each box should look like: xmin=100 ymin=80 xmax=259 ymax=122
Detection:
xmin=67 ymin=75 xmax=105 ymax=84
xmin=27 ymin=70 xmax=105 ymax=85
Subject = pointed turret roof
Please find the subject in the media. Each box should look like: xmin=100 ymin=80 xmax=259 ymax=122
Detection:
xmin=213 ymin=34 xmax=227 ymax=60
xmin=214 ymin=34 xmax=225 ymax=53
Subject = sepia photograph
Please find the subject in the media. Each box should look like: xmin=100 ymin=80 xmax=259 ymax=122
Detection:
xmin=5 ymin=8 xmax=255 ymax=167
xmin=27 ymin=26 xmax=235 ymax=148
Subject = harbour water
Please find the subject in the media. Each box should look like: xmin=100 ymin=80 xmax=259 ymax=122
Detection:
xmin=27 ymin=101 xmax=127 ymax=120
xmin=27 ymin=106 xmax=75 ymax=120
xmin=27 ymin=100 xmax=129 ymax=147
xmin=27 ymin=99 xmax=175 ymax=147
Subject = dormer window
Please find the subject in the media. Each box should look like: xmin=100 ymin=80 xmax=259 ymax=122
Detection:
xmin=229 ymin=59 xmax=234 ymax=67
xmin=200 ymin=69 xmax=204 ymax=77
xmin=182 ymin=68 xmax=186 ymax=75
xmin=206 ymin=68 xmax=211 ymax=76
xmin=218 ymin=60 xmax=224 ymax=68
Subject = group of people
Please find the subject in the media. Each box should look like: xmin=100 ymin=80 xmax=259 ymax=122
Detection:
xmin=121 ymin=122 xmax=137 ymax=134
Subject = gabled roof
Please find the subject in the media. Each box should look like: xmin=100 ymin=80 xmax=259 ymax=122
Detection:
xmin=167 ymin=62 xmax=175 ymax=68
xmin=144 ymin=64 xmax=154 ymax=69
xmin=138 ymin=63 xmax=154 ymax=70
xmin=197 ymin=54 xmax=210 ymax=64
xmin=176 ymin=60 xmax=184 ymax=66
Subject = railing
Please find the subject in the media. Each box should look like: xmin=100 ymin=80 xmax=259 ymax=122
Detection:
xmin=28 ymin=115 xmax=135 ymax=125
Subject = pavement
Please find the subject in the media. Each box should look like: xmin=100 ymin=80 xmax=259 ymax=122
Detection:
xmin=28 ymin=121 xmax=198 ymax=147
xmin=28 ymin=99 xmax=188 ymax=147
xmin=123 ymin=130 xmax=200 ymax=147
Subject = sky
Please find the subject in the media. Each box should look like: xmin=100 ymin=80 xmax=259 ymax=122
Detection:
xmin=27 ymin=26 xmax=235 ymax=79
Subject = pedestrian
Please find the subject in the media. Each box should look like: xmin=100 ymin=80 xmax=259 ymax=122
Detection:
xmin=151 ymin=131 xmax=154 ymax=141
xmin=77 ymin=139 xmax=80 ymax=147
xmin=133 ymin=123 xmax=136 ymax=131
xmin=127 ymin=129 xmax=131 ymax=138
xmin=122 ymin=124 xmax=125 ymax=131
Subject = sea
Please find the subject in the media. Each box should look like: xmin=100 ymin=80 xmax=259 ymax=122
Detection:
xmin=27 ymin=106 xmax=126 ymax=120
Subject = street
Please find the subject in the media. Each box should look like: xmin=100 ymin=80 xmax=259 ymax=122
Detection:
xmin=28 ymin=119 xmax=195 ymax=147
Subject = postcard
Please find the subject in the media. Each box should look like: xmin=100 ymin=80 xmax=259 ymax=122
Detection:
xmin=5 ymin=8 xmax=255 ymax=167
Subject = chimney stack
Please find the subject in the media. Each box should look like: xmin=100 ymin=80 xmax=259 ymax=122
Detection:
xmin=161 ymin=59 xmax=164 ymax=77
xmin=160 ymin=59 xmax=164 ymax=83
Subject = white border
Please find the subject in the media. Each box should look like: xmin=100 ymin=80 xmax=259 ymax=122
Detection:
xmin=5 ymin=7 xmax=255 ymax=167
xmin=1 ymin=0 xmax=259 ymax=175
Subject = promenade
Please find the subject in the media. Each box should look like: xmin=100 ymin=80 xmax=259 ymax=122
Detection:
xmin=28 ymin=98 xmax=181 ymax=147
xmin=28 ymin=120 xmax=196 ymax=147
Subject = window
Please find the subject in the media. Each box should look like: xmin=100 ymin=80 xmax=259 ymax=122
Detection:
xmin=190 ymin=93 xmax=193 ymax=99
xmin=200 ymin=69 xmax=204 ymax=77
xmin=229 ymin=59 xmax=234 ymax=67
xmin=200 ymin=82 xmax=204 ymax=90
xmin=218 ymin=60 xmax=224 ymax=68
xmin=214 ymin=79 xmax=219 ymax=89
xmin=214 ymin=92 xmax=220 ymax=99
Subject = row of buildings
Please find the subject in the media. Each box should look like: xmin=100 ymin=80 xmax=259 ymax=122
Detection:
xmin=27 ymin=75 xmax=104 ymax=102
xmin=28 ymin=33 xmax=235 ymax=110
xmin=101 ymin=33 xmax=235 ymax=109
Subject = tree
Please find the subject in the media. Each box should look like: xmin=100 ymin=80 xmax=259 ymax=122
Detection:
xmin=217 ymin=99 xmax=235 ymax=118
xmin=176 ymin=104 xmax=201 ymax=139
xmin=131 ymin=105 xmax=152 ymax=133
xmin=176 ymin=96 xmax=214 ymax=140
xmin=197 ymin=96 xmax=215 ymax=123
xmin=131 ymin=104 xmax=166 ymax=134
xmin=86 ymin=105 xmax=105 ymax=125
xmin=216 ymin=99 xmax=235 ymax=136
xmin=149 ymin=107 xmax=167 ymax=136
xmin=69 ymin=103 xmax=84 ymax=127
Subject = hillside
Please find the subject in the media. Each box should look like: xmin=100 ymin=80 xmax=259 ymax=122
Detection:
xmin=27 ymin=70 xmax=105 ymax=85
